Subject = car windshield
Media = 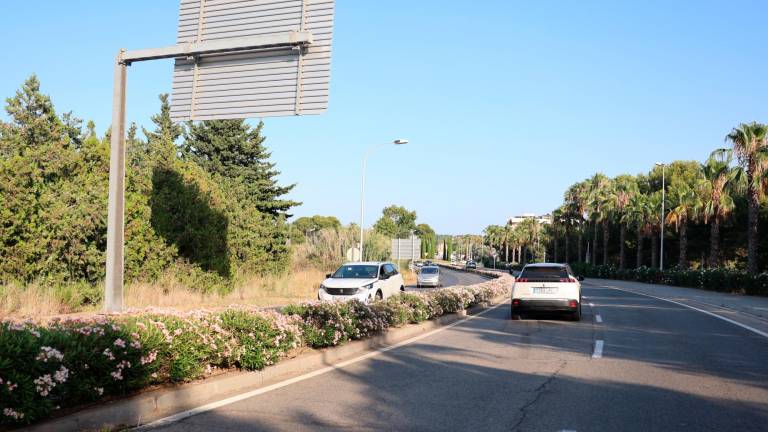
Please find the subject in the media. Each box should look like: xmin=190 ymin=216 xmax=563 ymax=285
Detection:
xmin=332 ymin=265 xmax=379 ymax=279
xmin=519 ymin=266 xmax=568 ymax=279
xmin=421 ymin=267 xmax=438 ymax=274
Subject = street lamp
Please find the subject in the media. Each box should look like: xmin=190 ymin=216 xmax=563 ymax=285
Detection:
xmin=359 ymin=139 xmax=409 ymax=261
xmin=655 ymin=162 xmax=666 ymax=271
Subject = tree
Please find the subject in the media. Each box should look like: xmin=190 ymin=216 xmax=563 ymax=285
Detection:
xmin=664 ymin=161 xmax=705 ymax=269
xmin=586 ymin=173 xmax=612 ymax=265
xmin=564 ymin=181 xmax=589 ymax=262
xmin=415 ymin=223 xmax=436 ymax=258
xmin=373 ymin=205 xmax=417 ymax=238
xmin=183 ymin=119 xmax=299 ymax=218
xmin=726 ymin=122 xmax=768 ymax=273
xmin=700 ymin=150 xmax=742 ymax=268
xmin=627 ymin=192 xmax=650 ymax=268
xmin=142 ymin=94 xmax=182 ymax=163
xmin=290 ymin=215 xmax=342 ymax=244
xmin=612 ymin=175 xmax=638 ymax=270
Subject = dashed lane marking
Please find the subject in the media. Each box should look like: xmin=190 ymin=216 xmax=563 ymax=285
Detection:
xmin=592 ymin=340 xmax=604 ymax=359
xmin=595 ymin=314 xmax=603 ymax=323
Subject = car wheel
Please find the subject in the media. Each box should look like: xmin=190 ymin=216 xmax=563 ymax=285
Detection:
xmin=375 ymin=290 xmax=383 ymax=301
xmin=572 ymin=304 xmax=582 ymax=321
xmin=510 ymin=306 xmax=522 ymax=320
xmin=400 ymin=285 xmax=405 ymax=292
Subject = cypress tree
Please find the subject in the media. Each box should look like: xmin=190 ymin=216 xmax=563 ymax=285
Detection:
xmin=182 ymin=119 xmax=299 ymax=217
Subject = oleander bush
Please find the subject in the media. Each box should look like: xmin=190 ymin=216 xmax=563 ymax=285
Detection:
xmin=0 ymin=277 xmax=511 ymax=426
xmin=570 ymin=263 xmax=768 ymax=296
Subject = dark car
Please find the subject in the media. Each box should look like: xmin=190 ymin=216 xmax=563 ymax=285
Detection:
xmin=465 ymin=261 xmax=477 ymax=269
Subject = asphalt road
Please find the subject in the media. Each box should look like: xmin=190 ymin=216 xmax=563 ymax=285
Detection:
xmin=146 ymin=279 xmax=768 ymax=432
xmin=405 ymin=266 xmax=489 ymax=291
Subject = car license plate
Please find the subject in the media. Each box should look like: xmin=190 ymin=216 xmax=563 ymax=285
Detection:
xmin=533 ymin=287 xmax=557 ymax=294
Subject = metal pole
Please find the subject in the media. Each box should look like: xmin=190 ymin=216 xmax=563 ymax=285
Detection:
xmin=105 ymin=50 xmax=127 ymax=313
xmin=660 ymin=164 xmax=665 ymax=271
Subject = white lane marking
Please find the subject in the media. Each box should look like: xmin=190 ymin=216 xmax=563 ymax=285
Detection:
xmin=605 ymin=286 xmax=768 ymax=339
xmin=595 ymin=314 xmax=603 ymax=323
xmin=592 ymin=340 xmax=604 ymax=359
xmin=588 ymin=302 xmax=595 ymax=307
xmin=135 ymin=302 xmax=506 ymax=430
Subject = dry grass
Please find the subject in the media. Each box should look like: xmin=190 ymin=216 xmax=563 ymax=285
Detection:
xmin=0 ymin=283 xmax=93 ymax=318
xmin=1 ymin=264 xmax=420 ymax=320
xmin=124 ymin=268 xmax=324 ymax=311
xmin=0 ymin=269 xmax=328 ymax=320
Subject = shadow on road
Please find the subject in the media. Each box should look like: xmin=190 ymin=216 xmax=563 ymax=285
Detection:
xmin=149 ymin=292 xmax=768 ymax=431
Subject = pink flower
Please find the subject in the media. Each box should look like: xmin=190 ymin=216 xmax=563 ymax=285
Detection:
xmin=113 ymin=338 xmax=126 ymax=348
xmin=35 ymin=346 xmax=64 ymax=362
xmin=3 ymin=408 xmax=24 ymax=420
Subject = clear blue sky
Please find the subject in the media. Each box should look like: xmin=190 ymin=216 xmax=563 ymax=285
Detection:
xmin=1 ymin=1 xmax=767 ymax=235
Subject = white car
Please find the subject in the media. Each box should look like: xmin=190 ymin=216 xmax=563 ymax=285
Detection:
xmin=318 ymin=262 xmax=405 ymax=303
xmin=417 ymin=265 xmax=441 ymax=288
xmin=510 ymin=263 xmax=584 ymax=321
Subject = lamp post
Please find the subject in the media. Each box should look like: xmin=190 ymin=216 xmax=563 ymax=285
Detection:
xmin=655 ymin=162 xmax=666 ymax=271
xmin=359 ymin=139 xmax=409 ymax=261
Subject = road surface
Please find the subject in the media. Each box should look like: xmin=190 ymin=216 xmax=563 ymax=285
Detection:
xmin=145 ymin=279 xmax=768 ymax=432
xmin=404 ymin=266 xmax=489 ymax=291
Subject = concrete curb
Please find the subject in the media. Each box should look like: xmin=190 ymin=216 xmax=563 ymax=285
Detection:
xmin=25 ymin=296 xmax=507 ymax=432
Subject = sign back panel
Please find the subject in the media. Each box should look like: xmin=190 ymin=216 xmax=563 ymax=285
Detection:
xmin=170 ymin=0 xmax=334 ymax=121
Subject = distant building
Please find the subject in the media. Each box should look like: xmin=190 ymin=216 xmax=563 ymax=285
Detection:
xmin=507 ymin=213 xmax=552 ymax=229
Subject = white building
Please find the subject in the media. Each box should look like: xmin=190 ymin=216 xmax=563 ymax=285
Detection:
xmin=507 ymin=213 xmax=552 ymax=229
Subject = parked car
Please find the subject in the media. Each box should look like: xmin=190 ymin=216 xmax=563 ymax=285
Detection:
xmin=318 ymin=262 xmax=405 ymax=303
xmin=510 ymin=263 xmax=584 ymax=321
xmin=417 ymin=266 xmax=441 ymax=288
xmin=465 ymin=260 xmax=477 ymax=269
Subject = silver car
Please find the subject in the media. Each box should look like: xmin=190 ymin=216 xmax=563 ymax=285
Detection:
xmin=417 ymin=266 xmax=441 ymax=288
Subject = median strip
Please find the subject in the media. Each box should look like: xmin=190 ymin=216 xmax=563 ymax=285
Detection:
xmin=6 ymin=274 xmax=513 ymax=431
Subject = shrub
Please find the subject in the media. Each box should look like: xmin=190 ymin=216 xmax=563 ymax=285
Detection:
xmin=569 ymin=262 xmax=768 ymax=296
xmin=1 ymin=277 xmax=512 ymax=426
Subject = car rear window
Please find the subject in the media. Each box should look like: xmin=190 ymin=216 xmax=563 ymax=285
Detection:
xmin=519 ymin=266 xmax=568 ymax=280
xmin=421 ymin=267 xmax=438 ymax=274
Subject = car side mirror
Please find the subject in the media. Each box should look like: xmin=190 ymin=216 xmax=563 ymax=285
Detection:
xmin=380 ymin=273 xmax=390 ymax=280
xmin=325 ymin=273 xmax=332 ymax=279
xmin=577 ymin=275 xmax=585 ymax=281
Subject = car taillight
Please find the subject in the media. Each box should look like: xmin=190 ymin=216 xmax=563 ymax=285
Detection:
xmin=512 ymin=299 xmax=521 ymax=306
xmin=560 ymin=278 xmax=577 ymax=283
xmin=517 ymin=278 xmax=528 ymax=282
xmin=568 ymin=300 xmax=578 ymax=308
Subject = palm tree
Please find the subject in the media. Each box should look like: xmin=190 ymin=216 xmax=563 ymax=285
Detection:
xmin=726 ymin=122 xmax=768 ymax=273
xmin=700 ymin=150 xmax=742 ymax=268
xmin=646 ymin=191 xmax=663 ymax=268
xmin=564 ymin=181 xmax=589 ymax=262
xmin=665 ymin=182 xmax=700 ymax=269
xmin=627 ymin=192 xmax=650 ymax=268
xmin=587 ymin=174 xmax=612 ymax=265
xmin=613 ymin=175 xmax=638 ymax=270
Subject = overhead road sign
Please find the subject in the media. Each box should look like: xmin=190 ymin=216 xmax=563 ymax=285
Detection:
xmin=104 ymin=0 xmax=336 ymax=313
xmin=170 ymin=0 xmax=336 ymax=121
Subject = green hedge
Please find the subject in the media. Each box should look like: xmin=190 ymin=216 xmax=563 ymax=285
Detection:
xmin=0 ymin=279 xmax=510 ymax=426
xmin=569 ymin=263 xmax=768 ymax=296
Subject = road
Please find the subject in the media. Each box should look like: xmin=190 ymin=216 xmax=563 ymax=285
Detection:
xmin=405 ymin=266 xmax=489 ymax=291
xmin=146 ymin=279 xmax=768 ymax=432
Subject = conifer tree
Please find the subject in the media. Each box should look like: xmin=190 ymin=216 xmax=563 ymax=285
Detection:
xmin=182 ymin=119 xmax=299 ymax=217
